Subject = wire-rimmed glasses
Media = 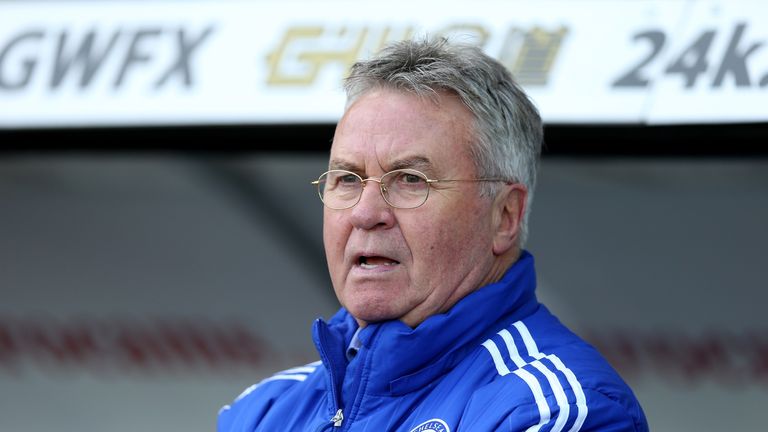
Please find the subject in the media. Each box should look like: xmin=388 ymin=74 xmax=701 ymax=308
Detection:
xmin=311 ymin=168 xmax=508 ymax=210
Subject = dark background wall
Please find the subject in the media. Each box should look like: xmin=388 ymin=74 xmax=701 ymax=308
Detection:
xmin=1 ymin=123 xmax=767 ymax=431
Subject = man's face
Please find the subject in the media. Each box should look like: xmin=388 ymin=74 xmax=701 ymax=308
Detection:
xmin=324 ymin=88 xmax=501 ymax=328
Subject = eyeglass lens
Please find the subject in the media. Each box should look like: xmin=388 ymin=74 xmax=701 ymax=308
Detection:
xmin=317 ymin=169 xmax=430 ymax=209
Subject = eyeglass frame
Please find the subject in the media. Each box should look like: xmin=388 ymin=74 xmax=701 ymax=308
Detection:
xmin=311 ymin=168 xmax=511 ymax=210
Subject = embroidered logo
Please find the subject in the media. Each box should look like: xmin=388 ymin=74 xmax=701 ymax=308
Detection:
xmin=409 ymin=418 xmax=450 ymax=432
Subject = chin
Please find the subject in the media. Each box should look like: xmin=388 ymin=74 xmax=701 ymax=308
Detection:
xmin=347 ymin=302 xmax=402 ymax=325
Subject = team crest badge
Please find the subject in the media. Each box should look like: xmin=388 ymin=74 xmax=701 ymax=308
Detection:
xmin=408 ymin=418 xmax=450 ymax=432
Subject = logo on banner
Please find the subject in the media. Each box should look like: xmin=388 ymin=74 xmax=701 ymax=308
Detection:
xmin=409 ymin=418 xmax=450 ymax=432
xmin=0 ymin=25 xmax=215 ymax=91
xmin=500 ymin=27 xmax=568 ymax=86
xmin=265 ymin=24 xmax=568 ymax=88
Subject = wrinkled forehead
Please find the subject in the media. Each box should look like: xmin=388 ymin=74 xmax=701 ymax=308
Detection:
xmin=328 ymin=88 xmax=477 ymax=174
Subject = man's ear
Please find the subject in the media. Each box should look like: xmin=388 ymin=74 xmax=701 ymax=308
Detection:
xmin=492 ymin=184 xmax=527 ymax=256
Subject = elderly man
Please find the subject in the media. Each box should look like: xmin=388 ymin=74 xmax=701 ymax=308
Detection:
xmin=219 ymin=38 xmax=648 ymax=431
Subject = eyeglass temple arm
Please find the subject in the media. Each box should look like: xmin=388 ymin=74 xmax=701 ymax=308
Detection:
xmin=428 ymin=178 xmax=510 ymax=184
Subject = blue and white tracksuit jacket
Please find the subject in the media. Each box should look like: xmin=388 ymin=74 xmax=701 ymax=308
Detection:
xmin=218 ymin=252 xmax=648 ymax=431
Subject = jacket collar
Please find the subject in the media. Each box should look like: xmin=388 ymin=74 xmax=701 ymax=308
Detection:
xmin=314 ymin=251 xmax=539 ymax=396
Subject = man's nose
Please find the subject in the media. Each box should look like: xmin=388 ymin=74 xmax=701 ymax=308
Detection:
xmin=348 ymin=179 xmax=395 ymax=230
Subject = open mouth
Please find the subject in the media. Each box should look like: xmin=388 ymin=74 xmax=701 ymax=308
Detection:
xmin=358 ymin=255 xmax=400 ymax=269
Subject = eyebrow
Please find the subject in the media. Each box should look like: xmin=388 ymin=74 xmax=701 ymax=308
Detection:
xmin=328 ymin=159 xmax=361 ymax=172
xmin=328 ymin=155 xmax=434 ymax=174
xmin=388 ymin=156 xmax=433 ymax=172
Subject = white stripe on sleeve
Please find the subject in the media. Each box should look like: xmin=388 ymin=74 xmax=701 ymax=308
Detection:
xmin=483 ymin=321 xmax=589 ymax=432
xmin=233 ymin=373 xmax=308 ymax=402
xmin=280 ymin=365 xmax=318 ymax=375
xmin=498 ymin=329 xmax=527 ymax=368
xmin=513 ymin=367 xmax=550 ymax=432
xmin=548 ymin=355 xmax=588 ymax=432
xmin=531 ymin=360 xmax=570 ymax=432
xmin=260 ymin=373 xmax=309 ymax=384
xmin=482 ymin=339 xmax=511 ymax=376
xmin=513 ymin=321 xmax=545 ymax=360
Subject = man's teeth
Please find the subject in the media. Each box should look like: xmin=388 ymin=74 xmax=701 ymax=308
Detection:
xmin=360 ymin=262 xmax=398 ymax=269
xmin=359 ymin=256 xmax=399 ymax=268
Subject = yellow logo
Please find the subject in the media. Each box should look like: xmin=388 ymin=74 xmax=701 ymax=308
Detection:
xmin=264 ymin=23 xmax=566 ymax=87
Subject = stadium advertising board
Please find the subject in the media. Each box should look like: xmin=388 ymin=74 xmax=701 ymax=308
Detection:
xmin=0 ymin=0 xmax=766 ymax=127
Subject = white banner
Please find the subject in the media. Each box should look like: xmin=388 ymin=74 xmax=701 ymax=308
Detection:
xmin=0 ymin=0 xmax=766 ymax=125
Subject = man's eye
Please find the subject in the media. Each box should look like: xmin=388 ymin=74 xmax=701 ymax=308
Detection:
xmin=401 ymin=173 xmax=425 ymax=184
xmin=338 ymin=174 xmax=359 ymax=184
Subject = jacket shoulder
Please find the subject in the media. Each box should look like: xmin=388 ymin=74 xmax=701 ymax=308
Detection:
xmin=217 ymin=361 xmax=322 ymax=432
xmin=460 ymin=312 xmax=647 ymax=431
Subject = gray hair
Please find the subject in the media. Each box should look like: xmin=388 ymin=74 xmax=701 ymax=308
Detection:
xmin=343 ymin=38 xmax=543 ymax=246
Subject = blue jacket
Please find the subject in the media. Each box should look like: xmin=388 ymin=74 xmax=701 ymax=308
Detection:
xmin=219 ymin=252 xmax=648 ymax=431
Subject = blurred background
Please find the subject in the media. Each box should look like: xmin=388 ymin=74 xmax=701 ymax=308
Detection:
xmin=1 ymin=1 xmax=767 ymax=431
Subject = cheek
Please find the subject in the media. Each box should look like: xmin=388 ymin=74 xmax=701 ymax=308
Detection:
xmin=417 ymin=205 xmax=491 ymax=265
xmin=323 ymin=213 xmax=347 ymax=265
xmin=405 ymin=214 xmax=469 ymax=269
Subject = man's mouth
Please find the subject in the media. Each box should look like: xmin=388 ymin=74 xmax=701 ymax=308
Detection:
xmin=358 ymin=255 xmax=400 ymax=269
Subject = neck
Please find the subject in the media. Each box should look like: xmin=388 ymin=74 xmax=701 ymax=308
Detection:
xmin=480 ymin=247 xmax=521 ymax=287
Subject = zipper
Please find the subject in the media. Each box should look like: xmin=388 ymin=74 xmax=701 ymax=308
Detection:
xmin=313 ymin=319 xmax=346 ymax=430
xmin=314 ymin=408 xmax=344 ymax=432
xmin=330 ymin=409 xmax=344 ymax=427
